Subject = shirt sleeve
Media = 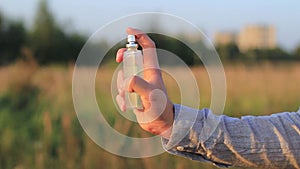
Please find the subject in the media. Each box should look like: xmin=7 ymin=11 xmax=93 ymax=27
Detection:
xmin=162 ymin=104 xmax=300 ymax=168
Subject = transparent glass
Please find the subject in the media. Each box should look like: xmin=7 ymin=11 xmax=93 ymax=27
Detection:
xmin=123 ymin=47 xmax=143 ymax=110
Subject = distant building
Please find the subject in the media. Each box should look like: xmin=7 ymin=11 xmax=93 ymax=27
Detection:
xmin=214 ymin=24 xmax=276 ymax=52
xmin=238 ymin=25 xmax=276 ymax=52
xmin=214 ymin=32 xmax=237 ymax=46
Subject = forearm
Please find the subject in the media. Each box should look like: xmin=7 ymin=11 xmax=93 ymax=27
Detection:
xmin=162 ymin=104 xmax=300 ymax=168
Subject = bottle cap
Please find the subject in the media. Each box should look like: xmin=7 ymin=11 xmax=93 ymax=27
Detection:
xmin=126 ymin=35 xmax=138 ymax=48
xmin=127 ymin=35 xmax=136 ymax=43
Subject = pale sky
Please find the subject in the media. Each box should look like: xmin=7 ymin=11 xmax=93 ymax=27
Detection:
xmin=0 ymin=0 xmax=300 ymax=51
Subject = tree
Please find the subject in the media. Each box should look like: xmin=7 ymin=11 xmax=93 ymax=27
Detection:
xmin=216 ymin=43 xmax=241 ymax=61
xmin=0 ymin=11 xmax=27 ymax=65
xmin=244 ymin=48 xmax=292 ymax=61
xmin=0 ymin=11 xmax=2 ymax=28
xmin=293 ymin=45 xmax=300 ymax=60
xmin=30 ymin=0 xmax=86 ymax=64
xmin=30 ymin=0 xmax=63 ymax=64
xmin=148 ymin=33 xmax=196 ymax=66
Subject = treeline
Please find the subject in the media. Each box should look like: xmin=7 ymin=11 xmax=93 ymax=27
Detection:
xmin=147 ymin=35 xmax=300 ymax=66
xmin=216 ymin=43 xmax=300 ymax=63
xmin=0 ymin=0 xmax=87 ymax=65
xmin=1 ymin=0 xmax=300 ymax=66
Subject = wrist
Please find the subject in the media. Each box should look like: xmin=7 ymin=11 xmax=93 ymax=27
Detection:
xmin=160 ymin=102 xmax=174 ymax=139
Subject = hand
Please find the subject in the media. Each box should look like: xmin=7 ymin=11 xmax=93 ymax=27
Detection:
xmin=116 ymin=28 xmax=174 ymax=139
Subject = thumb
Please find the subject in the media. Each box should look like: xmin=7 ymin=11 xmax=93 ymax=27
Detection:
xmin=127 ymin=76 xmax=153 ymax=97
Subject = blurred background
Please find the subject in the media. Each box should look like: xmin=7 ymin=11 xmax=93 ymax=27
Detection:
xmin=0 ymin=0 xmax=300 ymax=169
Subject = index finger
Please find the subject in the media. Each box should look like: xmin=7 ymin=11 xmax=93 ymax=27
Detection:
xmin=126 ymin=27 xmax=155 ymax=49
xmin=126 ymin=27 xmax=160 ymax=69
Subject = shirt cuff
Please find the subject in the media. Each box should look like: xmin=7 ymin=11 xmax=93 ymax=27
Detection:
xmin=161 ymin=104 xmax=230 ymax=168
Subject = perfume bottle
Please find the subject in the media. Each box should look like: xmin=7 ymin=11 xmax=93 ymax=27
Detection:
xmin=123 ymin=35 xmax=143 ymax=110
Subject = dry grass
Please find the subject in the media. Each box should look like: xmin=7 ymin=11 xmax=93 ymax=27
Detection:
xmin=0 ymin=61 xmax=299 ymax=169
xmin=161 ymin=62 xmax=300 ymax=116
xmin=223 ymin=63 xmax=300 ymax=116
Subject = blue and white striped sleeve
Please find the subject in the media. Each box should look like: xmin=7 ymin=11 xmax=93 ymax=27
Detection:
xmin=162 ymin=104 xmax=300 ymax=168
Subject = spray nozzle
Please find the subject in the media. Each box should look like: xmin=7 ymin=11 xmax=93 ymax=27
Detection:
xmin=127 ymin=35 xmax=135 ymax=43
xmin=126 ymin=35 xmax=138 ymax=48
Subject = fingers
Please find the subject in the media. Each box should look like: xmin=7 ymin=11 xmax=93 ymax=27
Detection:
xmin=126 ymin=27 xmax=160 ymax=70
xmin=117 ymin=70 xmax=124 ymax=94
xmin=116 ymin=28 xmax=162 ymax=96
xmin=116 ymin=94 xmax=126 ymax=112
xmin=134 ymin=89 xmax=167 ymax=124
xmin=128 ymin=76 xmax=153 ymax=97
xmin=126 ymin=27 xmax=155 ymax=49
xmin=115 ymin=28 xmax=160 ymax=70
xmin=116 ymin=74 xmax=153 ymax=112
xmin=116 ymin=48 xmax=126 ymax=63
xmin=116 ymin=70 xmax=126 ymax=111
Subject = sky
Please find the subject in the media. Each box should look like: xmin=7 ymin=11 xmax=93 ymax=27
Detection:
xmin=0 ymin=0 xmax=300 ymax=51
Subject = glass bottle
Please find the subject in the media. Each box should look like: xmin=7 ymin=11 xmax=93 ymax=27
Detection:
xmin=123 ymin=35 xmax=143 ymax=110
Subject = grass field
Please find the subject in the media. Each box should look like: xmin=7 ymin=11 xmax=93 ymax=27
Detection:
xmin=0 ymin=59 xmax=299 ymax=169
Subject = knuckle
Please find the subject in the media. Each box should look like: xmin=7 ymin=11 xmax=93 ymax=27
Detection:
xmin=140 ymin=36 xmax=156 ymax=48
xmin=146 ymin=40 xmax=156 ymax=48
xmin=130 ymin=75 xmax=139 ymax=84
xmin=129 ymin=76 xmax=139 ymax=91
xmin=148 ymin=39 xmax=156 ymax=47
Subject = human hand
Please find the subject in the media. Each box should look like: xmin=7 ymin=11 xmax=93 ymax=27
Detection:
xmin=116 ymin=28 xmax=174 ymax=139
